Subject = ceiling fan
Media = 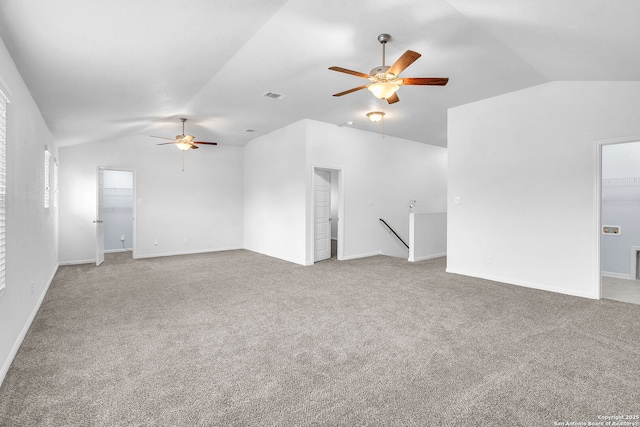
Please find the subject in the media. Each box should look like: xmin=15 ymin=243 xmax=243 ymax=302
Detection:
xmin=151 ymin=118 xmax=218 ymax=151
xmin=329 ymin=34 xmax=449 ymax=104
xmin=151 ymin=118 xmax=218 ymax=171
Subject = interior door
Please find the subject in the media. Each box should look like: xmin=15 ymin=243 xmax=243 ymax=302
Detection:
xmin=314 ymin=169 xmax=331 ymax=262
xmin=95 ymin=168 xmax=105 ymax=266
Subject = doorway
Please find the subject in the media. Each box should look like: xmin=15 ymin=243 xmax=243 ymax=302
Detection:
xmin=96 ymin=168 xmax=135 ymax=266
xmin=598 ymin=139 xmax=640 ymax=304
xmin=313 ymin=167 xmax=343 ymax=263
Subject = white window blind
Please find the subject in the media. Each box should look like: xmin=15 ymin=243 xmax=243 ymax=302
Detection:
xmin=44 ymin=148 xmax=51 ymax=208
xmin=53 ymin=160 xmax=59 ymax=208
xmin=0 ymin=92 xmax=6 ymax=294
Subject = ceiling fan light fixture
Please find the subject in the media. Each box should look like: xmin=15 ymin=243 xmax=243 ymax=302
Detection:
xmin=176 ymin=141 xmax=192 ymax=151
xmin=368 ymin=82 xmax=399 ymax=100
xmin=367 ymin=111 xmax=385 ymax=122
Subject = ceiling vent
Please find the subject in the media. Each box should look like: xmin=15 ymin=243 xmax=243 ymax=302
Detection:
xmin=244 ymin=129 xmax=256 ymax=133
xmin=262 ymin=91 xmax=286 ymax=100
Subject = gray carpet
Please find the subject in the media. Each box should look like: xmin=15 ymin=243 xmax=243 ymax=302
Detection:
xmin=1 ymin=250 xmax=639 ymax=426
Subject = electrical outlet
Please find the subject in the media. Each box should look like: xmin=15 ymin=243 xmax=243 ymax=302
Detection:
xmin=486 ymin=255 xmax=493 ymax=264
xmin=183 ymin=238 xmax=188 ymax=243
xmin=30 ymin=281 xmax=34 ymax=293
xmin=120 ymin=235 xmax=125 ymax=241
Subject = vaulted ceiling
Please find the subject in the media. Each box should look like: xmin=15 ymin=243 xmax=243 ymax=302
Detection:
xmin=1 ymin=0 xmax=639 ymax=148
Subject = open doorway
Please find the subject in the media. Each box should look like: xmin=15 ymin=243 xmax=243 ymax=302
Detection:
xmin=313 ymin=167 xmax=343 ymax=263
xmin=599 ymin=140 xmax=640 ymax=304
xmin=96 ymin=168 xmax=135 ymax=265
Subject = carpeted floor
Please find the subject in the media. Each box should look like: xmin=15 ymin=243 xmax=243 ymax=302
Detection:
xmin=1 ymin=250 xmax=639 ymax=426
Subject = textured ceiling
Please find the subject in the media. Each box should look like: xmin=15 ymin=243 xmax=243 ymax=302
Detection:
xmin=0 ymin=0 xmax=638 ymax=148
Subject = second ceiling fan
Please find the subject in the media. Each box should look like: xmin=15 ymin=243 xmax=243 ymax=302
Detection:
xmin=329 ymin=34 xmax=449 ymax=104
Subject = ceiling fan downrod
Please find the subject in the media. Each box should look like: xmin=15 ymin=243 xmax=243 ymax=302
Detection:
xmin=378 ymin=33 xmax=391 ymax=67
xmin=180 ymin=117 xmax=187 ymax=136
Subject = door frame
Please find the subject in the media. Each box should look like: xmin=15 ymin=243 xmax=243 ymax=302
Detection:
xmin=97 ymin=167 xmax=137 ymax=261
xmin=595 ymin=135 xmax=640 ymax=299
xmin=309 ymin=166 xmax=344 ymax=265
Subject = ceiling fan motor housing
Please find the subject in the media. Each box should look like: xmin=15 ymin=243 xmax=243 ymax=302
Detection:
xmin=370 ymin=65 xmax=391 ymax=79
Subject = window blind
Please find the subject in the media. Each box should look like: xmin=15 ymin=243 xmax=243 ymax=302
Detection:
xmin=53 ymin=160 xmax=59 ymax=208
xmin=44 ymin=148 xmax=51 ymax=208
xmin=0 ymin=92 xmax=6 ymax=294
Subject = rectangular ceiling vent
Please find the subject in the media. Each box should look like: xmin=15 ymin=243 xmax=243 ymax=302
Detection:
xmin=262 ymin=91 xmax=286 ymax=100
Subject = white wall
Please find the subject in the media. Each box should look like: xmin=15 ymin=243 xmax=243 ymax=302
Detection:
xmin=305 ymin=120 xmax=447 ymax=264
xmin=0 ymin=37 xmax=59 ymax=384
xmin=59 ymin=136 xmax=244 ymax=263
xmin=448 ymin=81 xmax=640 ymax=299
xmin=243 ymin=119 xmax=448 ymax=266
xmin=243 ymin=120 xmax=307 ymax=265
xmin=601 ymin=141 xmax=640 ymax=278
xmin=409 ymin=212 xmax=447 ymax=262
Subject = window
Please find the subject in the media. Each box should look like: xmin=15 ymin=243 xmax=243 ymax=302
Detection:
xmin=44 ymin=147 xmax=51 ymax=208
xmin=53 ymin=159 xmax=59 ymax=208
xmin=0 ymin=91 xmax=6 ymax=294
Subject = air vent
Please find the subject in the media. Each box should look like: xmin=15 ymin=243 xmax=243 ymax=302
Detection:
xmin=244 ymin=129 xmax=256 ymax=133
xmin=262 ymin=91 xmax=286 ymax=100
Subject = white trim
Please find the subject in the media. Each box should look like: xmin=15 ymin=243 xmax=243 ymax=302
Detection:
xmin=446 ymin=267 xmax=598 ymax=300
xmin=59 ymin=259 xmax=97 ymax=266
xmin=340 ymin=250 xmax=382 ymax=261
xmin=97 ymin=168 xmax=137 ymax=260
xmin=133 ymin=246 xmax=244 ymax=260
xmin=409 ymin=252 xmax=447 ymax=262
xmin=0 ymin=264 xmax=58 ymax=387
xmin=631 ymin=246 xmax=640 ymax=281
xmin=310 ymin=166 xmax=345 ymax=264
xmin=104 ymin=248 xmax=132 ymax=254
xmin=595 ymin=136 xmax=640 ymax=300
xmin=602 ymin=271 xmax=632 ymax=280
xmin=60 ymin=247 xmax=244 ymax=264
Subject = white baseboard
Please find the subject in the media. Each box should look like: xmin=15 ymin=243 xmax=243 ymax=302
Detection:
xmin=409 ymin=252 xmax=447 ymax=262
xmin=0 ymin=264 xmax=59 ymax=388
xmin=134 ymin=246 xmax=244 ymax=260
xmin=602 ymin=271 xmax=632 ymax=280
xmin=445 ymin=267 xmax=598 ymax=300
xmin=105 ymin=248 xmax=132 ymax=254
xmin=340 ymin=250 xmax=382 ymax=261
xmin=59 ymin=259 xmax=95 ymax=266
xmin=60 ymin=247 xmax=243 ymax=264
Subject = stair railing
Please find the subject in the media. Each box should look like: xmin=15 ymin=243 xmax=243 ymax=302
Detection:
xmin=379 ymin=218 xmax=409 ymax=250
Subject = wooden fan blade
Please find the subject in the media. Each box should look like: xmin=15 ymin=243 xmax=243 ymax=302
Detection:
xmin=190 ymin=145 xmax=199 ymax=149
xmin=401 ymin=77 xmax=449 ymax=86
xmin=388 ymin=50 xmax=421 ymax=76
xmin=193 ymin=141 xmax=218 ymax=145
xmin=386 ymin=93 xmax=400 ymax=104
xmin=156 ymin=142 xmax=176 ymax=146
xmin=333 ymin=85 xmax=368 ymax=97
xmin=150 ymin=135 xmax=176 ymax=141
xmin=328 ymin=66 xmax=370 ymax=79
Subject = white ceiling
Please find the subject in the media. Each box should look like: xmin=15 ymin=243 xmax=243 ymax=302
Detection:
xmin=1 ymin=0 xmax=639 ymax=148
